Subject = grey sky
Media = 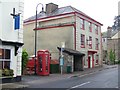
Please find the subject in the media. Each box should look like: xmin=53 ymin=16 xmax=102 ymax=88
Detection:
xmin=24 ymin=0 xmax=119 ymax=32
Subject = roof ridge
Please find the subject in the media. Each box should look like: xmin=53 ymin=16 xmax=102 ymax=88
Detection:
xmin=69 ymin=6 xmax=77 ymax=11
xmin=69 ymin=6 xmax=103 ymax=25
xmin=57 ymin=5 xmax=72 ymax=9
xmin=24 ymin=5 xmax=103 ymax=25
xmin=70 ymin=6 xmax=91 ymax=17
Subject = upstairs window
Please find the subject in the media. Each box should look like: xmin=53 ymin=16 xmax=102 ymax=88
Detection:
xmin=80 ymin=18 xmax=85 ymax=30
xmin=96 ymin=38 xmax=99 ymax=50
xmin=88 ymin=22 xmax=92 ymax=32
xmin=89 ymin=36 xmax=92 ymax=49
xmin=95 ymin=25 xmax=98 ymax=34
xmin=81 ymin=34 xmax=85 ymax=48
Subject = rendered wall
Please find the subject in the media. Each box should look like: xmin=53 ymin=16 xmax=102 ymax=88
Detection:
xmin=0 ymin=0 xmax=24 ymax=77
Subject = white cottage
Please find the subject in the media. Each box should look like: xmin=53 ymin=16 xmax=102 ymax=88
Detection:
xmin=0 ymin=0 xmax=24 ymax=82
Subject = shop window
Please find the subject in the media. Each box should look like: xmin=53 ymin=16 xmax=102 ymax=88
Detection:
xmin=0 ymin=48 xmax=11 ymax=69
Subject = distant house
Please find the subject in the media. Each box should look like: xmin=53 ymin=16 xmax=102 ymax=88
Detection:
xmin=102 ymin=26 xmax=116 ymax=64
xmin=102 ymin=31 xmax=108 ymax=64
xmin=107 ymin=15 xmax=120 ymax=63
xmin=23 ymin=3 xmax=103 ymax=73
xmin=103 ymin=15 xmax=120 ymax=64
xmin=0 ymin=0 xmax=24 ymax=82
xmin=107 ymin=30 xmax=120 ymax=62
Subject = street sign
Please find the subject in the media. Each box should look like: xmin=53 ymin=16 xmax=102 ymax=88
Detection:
xmin=60 ymin=57 xmax=64 ymax=66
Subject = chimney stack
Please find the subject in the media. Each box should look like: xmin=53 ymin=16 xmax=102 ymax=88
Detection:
xmin=107 ymin=26 xmax=112 ymax=38
xmin=46 ymin=3 xmax=58 ymax=14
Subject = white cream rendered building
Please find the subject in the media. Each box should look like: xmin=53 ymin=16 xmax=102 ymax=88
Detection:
xmin=24 ymin=3 xmax=103 ymax=72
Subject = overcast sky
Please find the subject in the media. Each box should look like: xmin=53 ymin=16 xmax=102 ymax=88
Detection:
xmin=24 ymin=0 xmax=119 ymax=32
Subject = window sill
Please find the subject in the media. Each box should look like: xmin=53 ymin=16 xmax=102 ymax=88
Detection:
xmin=0 ymin=76 xmax=13 ymax=79
xmin=80 ymin=28 xmax=85 ymax=30
xmin=89 ymin=47 xmax=92 ymax=49
xmin=81 ymin=45 xmax=85 ymax=48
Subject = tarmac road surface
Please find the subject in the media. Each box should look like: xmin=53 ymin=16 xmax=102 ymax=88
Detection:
xmin=27 ymin=67 xmax=118 ymax=88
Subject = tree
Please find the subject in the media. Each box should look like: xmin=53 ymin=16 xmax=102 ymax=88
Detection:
xmin=109 ymin=49 xmax=116 ymax=64
xmin=22 ymin=49 xmax=28 ymax=74
xmin=113 ymin=51 xmax=116 ymax=64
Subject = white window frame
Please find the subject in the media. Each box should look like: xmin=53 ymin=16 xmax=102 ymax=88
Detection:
xmin=0 ymin=45 xmax=12 ymax=69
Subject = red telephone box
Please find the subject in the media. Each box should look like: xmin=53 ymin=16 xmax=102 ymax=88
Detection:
xmin=37 ymin=50 xmax=50 ymax=76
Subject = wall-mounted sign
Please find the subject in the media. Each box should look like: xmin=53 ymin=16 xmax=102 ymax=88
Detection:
xmin=60 ymin=57 xmax=64 ymax=66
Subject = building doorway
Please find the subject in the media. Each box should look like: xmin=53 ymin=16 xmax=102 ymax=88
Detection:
xmin=88 ymin=56 xmax=91 ymax=68
xmin=88 ymin=51 xmax=97 ymax=68
xmin=74 ymin=55 xmax=83 ymax=71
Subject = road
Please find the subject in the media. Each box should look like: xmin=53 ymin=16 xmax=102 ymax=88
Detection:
xmin=27 ymin=67 xmax=118 ymax=88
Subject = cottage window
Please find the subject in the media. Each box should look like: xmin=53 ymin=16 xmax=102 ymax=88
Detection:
xmin=0 ymin=49 xmax=11 ymax=69
xmin=81 ymin=34 xmax=85 ymax=48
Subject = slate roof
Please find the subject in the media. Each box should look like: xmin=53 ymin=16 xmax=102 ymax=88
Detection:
xmin=111 ymin=29 xmax=119 ymax=37
xmin=57 ymin=47 xmax=85 ymax=56
xmin=102 ymin=28 xmax=120 ymax=38
xmin=24 ymin=5 xmax=102 ymax=25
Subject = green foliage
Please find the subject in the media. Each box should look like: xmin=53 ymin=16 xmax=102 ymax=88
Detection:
xmin=0 ymin=69 xmax=2 ymax=77
xmin=22 ymin=49 xmax=28 ymax=73
xmin=109 ymin=49 xmax=116 ymax=64
xmin=1 ymin=69 xmax=14 ymax=77
xmin=118 ymin=60 xmax=120 ymax=64
xmin=9 ymin=69 xmax=14 ymax=76
xmin=3 ymin=69 xmax=10 ymax=76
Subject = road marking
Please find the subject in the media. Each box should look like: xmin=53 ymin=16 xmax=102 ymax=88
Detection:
xmin=69 ymin=70 xmax=98 ymax=79
xmin=78 ymin=73 xmax=94 ymax=78
xmin=71 ymin=81 xmax=90 ymax=89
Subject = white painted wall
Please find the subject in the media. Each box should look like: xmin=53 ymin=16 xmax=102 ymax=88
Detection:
xmin=0 ymin=0 xmax=24 ymax=43
xmin=0 ymin=0 xmax=24 ymax=77
xmin=0 ymin=1 xmax=2 ymax=39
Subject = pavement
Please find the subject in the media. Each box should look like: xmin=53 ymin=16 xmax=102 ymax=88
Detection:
xmin=0 ymin=64 xmax=118 ymax=89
